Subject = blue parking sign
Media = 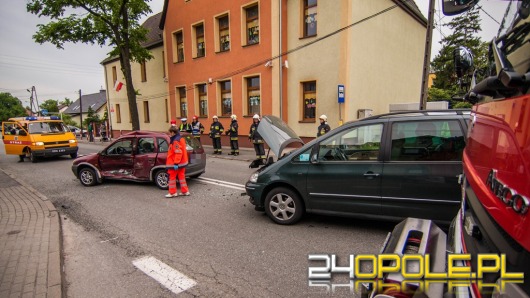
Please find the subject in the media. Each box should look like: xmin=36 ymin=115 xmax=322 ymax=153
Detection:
xmin=338 ymin=85 xmax=345 ymax=103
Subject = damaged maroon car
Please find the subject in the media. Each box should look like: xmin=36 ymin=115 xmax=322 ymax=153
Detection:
xmin=71 ymin=131 xmax=206 ymax=189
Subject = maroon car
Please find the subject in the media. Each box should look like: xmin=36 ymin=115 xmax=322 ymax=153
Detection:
xmin=71 ymin=131 xmax=206 ymax=188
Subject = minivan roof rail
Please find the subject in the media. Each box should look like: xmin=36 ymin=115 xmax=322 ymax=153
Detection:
xmin=361 ymin=109 xmax=471 ymax=121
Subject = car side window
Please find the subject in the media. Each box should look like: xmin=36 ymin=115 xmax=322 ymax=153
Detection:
xmin=318 ymin=124 xmax=383 ymax=161
xmin=158 ymin=138 xmax=169 ymax=153
xmin=137 ymin=137 xmax=155 ymax=154
xmin=390 ymin=120 xmax=465 ymax=161
xmin=106 ymin=139 xmax=133 ymax=155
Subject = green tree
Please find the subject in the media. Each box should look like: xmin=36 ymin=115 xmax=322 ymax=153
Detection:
xmin=60 ymin=98 xmax=73 ymax=107
xmin=61 ymin=114 xmax=78 ymax=127
xmin=27 ymin=0 xmax=152 ymax=131
xmin=431 ymin=7 xmax=488 ymax=94
xmin=40 ymin=99 xmax=60 ymax=114
xmin=0 ymin=93 xmax=26 ymax=121
xmin=83 ymin=106 xmax=101 ymax=127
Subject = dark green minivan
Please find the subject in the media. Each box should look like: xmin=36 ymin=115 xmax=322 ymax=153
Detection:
xmin=245 ymin=110 xmax=470 ymax=225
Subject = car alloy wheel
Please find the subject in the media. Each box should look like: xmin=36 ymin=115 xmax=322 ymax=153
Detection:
xmin=79 ymin=168 xmax=97 ymax=186
xmin=155 ymin=170 xmax=169 ymax=189
xmin=265 ymin=187 xmax=304 ymax=225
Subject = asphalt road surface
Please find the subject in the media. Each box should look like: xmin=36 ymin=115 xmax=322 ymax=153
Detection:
xmin=0 ymin=142 xmax=394 ymax=297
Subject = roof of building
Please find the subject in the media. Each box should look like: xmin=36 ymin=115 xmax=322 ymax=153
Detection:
xmin=159 ymin=0 xmax=427 ymax=29
xmin=63 ymin=89 xmax=107 ymax=114
xmin=100 ymin=12 xmax=163 ymax=65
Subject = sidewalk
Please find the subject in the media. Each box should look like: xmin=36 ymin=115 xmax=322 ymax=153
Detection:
xmin=0 ymin=169 xmax=62 ymax=298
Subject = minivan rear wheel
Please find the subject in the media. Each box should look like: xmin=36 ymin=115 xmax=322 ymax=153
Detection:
xmin=264 ymin=187 xmax=304 ymax=225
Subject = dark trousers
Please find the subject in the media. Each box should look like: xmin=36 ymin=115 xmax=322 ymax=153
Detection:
xmin=230 ymin=139 xmax=239 ymax=154
xmin=253 ymin=143 xmax=265 ymax=159
xmin=212 ymin=137 xmax=222 ymax=153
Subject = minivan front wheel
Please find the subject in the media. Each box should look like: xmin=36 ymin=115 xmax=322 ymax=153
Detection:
xmin=264 ymin=187 xmax=304 ymax=225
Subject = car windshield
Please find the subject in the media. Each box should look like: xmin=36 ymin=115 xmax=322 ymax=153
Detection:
xmin=28 ymin=122 xmax=68 ymax=134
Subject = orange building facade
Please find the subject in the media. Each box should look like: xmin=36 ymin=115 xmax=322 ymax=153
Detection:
xmin=160 ymin=0 xmax=287 ymax=144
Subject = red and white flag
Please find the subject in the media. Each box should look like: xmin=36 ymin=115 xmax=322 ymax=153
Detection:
xmin=114 ymin=81 xmax=124 ymax=92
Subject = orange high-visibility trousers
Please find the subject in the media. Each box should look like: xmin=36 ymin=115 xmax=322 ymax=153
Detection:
xmin=168 ymin=168 xmax=188 ymax=195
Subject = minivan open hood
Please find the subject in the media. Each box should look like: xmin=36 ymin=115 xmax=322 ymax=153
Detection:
xmin=258 ymin=116 xmax=304 ymax=158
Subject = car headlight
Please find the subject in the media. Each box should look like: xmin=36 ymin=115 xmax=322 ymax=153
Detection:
xmin=249 ymin=172 xmax=259 ymax=183
xmin=34 ymin=142 xmax=44 ymax=146
xmin=69 ymin=139 xmax=77 ymax=143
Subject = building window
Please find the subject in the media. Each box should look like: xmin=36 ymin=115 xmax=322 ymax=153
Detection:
xmin=116 ymin=104 xmax=121 ymax=123
xmin=143 ymin=101 xmax=150 ymax=123
xmin=112 ymin=66 xmax=117 ymax=84
xmin=140 ymin=61 xmax=147 ymax=82
xmin=245 ymin=5 xmax=259 ymax=45
xmin=198 ymin=84 xmax=208 ymax=117
xmin=220 ymin=81 xmax=232 ymax=116
xmin=165 ymin=98 xmax=169 ymax=122
xmin=178 ymin=87 xmax=187 ymax=118
xmin=172 ymin=31 xmax=184 ymax=63
xmin=247 ymin=76 xmax=260 ymax=115
xmin=195 ymin=24 xmax=205 ymax=58
xmin=218 ymin=15 xmax=230 ymax=52
xmin=303 ymin=0 xmax=317 ymax=37
xmin=303 ymin=81 xmax=316 ymax=120
xmin=162 ymin=51 xmax=166 ymax=77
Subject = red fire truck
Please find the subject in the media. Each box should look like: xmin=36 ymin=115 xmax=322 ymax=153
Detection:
xmin=370 ymin=1 xmax=530 ymax=297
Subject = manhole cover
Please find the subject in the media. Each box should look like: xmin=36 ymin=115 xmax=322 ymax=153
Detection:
xmin=7 ymin=230 xmax=21 ymax=235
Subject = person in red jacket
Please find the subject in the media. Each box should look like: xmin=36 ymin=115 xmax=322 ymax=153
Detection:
xmin=165 ymin=126 xmax=190 ymax=198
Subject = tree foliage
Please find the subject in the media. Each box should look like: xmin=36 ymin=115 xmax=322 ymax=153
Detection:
xmin=26 ymin=0 xmax=153 ymax=131
xmin=430 ymin=7 xmax=489 ymax=97
xmin=0 ymin=93 xmax=26 ymax=121
xmin=83 ymin=106 xmax=101 ymax=127
xmin=40 ymin=99 xmax=60 ymax=113
xmin=60 ymin=97 xmax=73 ymax=107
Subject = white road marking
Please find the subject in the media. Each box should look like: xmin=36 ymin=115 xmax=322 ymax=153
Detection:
xmin=197 ymin=177 xmax=246 ymax=191
xmin=132 ymin=256 xmax=197 ymax=295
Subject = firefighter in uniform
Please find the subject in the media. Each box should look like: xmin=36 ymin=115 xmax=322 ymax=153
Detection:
xmin=209 ymin=115 xmax=224 ymax=154
xmin=226 ymin=114 xmax=239 ymax=155
xmin=165 ymin=126 xmax=190 ymax=198
xmin=317 ymin=114 xmax=331 ymax=137
xmin=191 ymin=115 xmax=204 ymax=142
xmin=249 ymin=114 xmax=265 ymax=160
xmin=179 ymin=117 xmax=192 ymax=133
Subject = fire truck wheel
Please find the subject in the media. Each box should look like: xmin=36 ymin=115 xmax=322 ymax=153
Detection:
xmin=264 ymin=187 xmax=304 ymax=225
xmin=70 ymin=152 xmax=78 ymax=159
xmin=79 ymin=167 xmax=97 ymax=187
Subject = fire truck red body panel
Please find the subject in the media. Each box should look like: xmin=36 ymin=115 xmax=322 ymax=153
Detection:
xmin=464 ymin=94 xmax=530 ymax=252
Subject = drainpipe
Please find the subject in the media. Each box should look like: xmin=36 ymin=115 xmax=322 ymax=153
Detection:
xmin=279 ymin=0 xmax=283 ymax=120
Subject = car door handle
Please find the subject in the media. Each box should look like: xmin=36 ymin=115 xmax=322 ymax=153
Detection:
xmin=363 ymin=172 xmax=380 ymax=178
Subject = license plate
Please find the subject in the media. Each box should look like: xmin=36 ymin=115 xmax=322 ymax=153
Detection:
xmin=52 ymin=149 xmax=66 ymax=153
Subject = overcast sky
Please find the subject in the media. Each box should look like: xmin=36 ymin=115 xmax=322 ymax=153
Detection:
xmin=0 ymin=0 xmax=507 ymax=108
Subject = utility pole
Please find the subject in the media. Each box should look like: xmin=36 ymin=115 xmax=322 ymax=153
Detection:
xmin=79 ymin=89 xmax=83 ymax=139
xmin=27 ymin=86 xmax=40 ymax=115
xmin=420 ymin=0 xmax=436 ymax=110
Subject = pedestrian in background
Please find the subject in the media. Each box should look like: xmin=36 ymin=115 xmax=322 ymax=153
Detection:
xmin=88 ymin=122 xmax=94 ymax=142
xmin=209 ymin=115 xmax=224 ymax=154
xmin=317 ymin=114 xmax=331 ymax=137
xmin=165 ymin=126 xmax=190 ymax=198
xmin=191 ymin=115 xmax=204 ymax=142
xmin=100 ymin=122 xmax=107 ymax=141
xmin=226 ymin=114 xmax=239 ymax=155
xmin=170 ymin=119 xmax=177 ymax=127
xmin=179 ymin=117 xmax=192 ymax=133
xmin=249 ymin=114 xmax=265 ymax=160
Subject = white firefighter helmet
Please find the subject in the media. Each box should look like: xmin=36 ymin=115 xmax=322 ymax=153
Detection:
xmin=231 ymin=114 xmax=237 ymax=120
xmin=253 ymin=114 xmax=260 ymax=120
xmin=213 ymin=115 xmax=218 ymax=119
xmin=319 ymin=114 xmax=327 ymax=121
xmin=181 ymin=117 xmax=187 ymax=122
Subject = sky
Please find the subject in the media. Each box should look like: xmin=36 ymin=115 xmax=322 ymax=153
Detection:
xmin=0 ymin=0 xmax=508 ymax=109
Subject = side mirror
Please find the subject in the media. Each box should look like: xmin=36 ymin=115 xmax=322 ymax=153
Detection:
xmin=454 ymin=46 xmax=474 ymax=79
xmin=310 ymin=153 xmax=319 ymax=164
xmin=442 ymin=0 xmax=479 ymax=16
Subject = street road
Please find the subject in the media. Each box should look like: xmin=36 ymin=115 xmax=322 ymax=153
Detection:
xmin=0 ymin=142 xmax=393 ymax=297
